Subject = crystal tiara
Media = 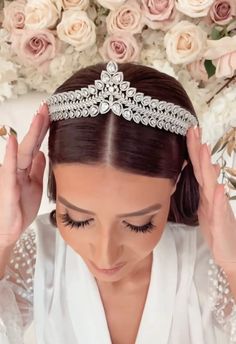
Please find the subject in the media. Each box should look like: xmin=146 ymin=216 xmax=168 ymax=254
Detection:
xmin=45 ymin=60 xmax=199 ymax=136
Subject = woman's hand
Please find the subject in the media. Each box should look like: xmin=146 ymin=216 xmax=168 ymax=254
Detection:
xmin=186 ymin=126 xmax=236 ymax=273
xmin=0 ymin=102 xmax=50 ymax=248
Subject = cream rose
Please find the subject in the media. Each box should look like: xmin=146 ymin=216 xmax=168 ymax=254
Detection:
xmin=175 ymin=0 xmax=214 ymax=17
xmin=57 ymin=9 xmax=96 ymax=51
xmin=11 ymin=29 xmax=58 ymax=73
xmin=96 ymin=0 xmax=126 ymax=11
xmin=59 ymin=0 xmax=89 ymax=10
xmin=164 ymin=20 xmax=207 ymax=64
xmin=208 ymin=0 xmax=236 ymax=25
xmin=24 ymin=0 xmax=61 ymax=30
xmin=106 ymin=0 xmax=144 ymax=35
xmin=204 ymin=36 xmax=236 ymax=78
xmin=3 ymin=0 xmax=26 ymax=32
xmin=99 ymin=34 xmax=141 ymax=63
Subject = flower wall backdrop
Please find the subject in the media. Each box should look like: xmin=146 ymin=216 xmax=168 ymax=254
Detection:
xmin=0 ymin=0 xmax=235 ymax=196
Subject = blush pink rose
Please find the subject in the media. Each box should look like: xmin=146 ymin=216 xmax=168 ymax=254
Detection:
xmin=141 ymin=0 xmax=181 ymax=31
xmin=141 ymin=0 xmax=175 ymax=22
xmin=204 ymin=36 xmax=236 ymax=78
xmin=187 ymin=59 xmax=209 ymax=82
xmin=99 ymin=34 xmax=141 ymax=63
xmin=2 ymin=0 xmax=26 ymax=32
xmin=106 ymin=0 xmax=144 ymax=35
xmin=11 ymin=29 xmax=59 ymax=73
xmin=208 ymin=0 xmax=236 ymax=25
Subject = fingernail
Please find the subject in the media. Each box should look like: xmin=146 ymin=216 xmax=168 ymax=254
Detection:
xmin=39 ymin=100 xmax=46 ymax=112
xmin=193 ymin=125 xmax=200 ymax=139
xmin=206 ymin=142 xmax=211 ymax=155
xmin=7 ymin=135 xmax=11 ymax=148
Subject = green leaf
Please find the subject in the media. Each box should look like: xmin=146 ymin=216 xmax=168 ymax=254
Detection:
xmin=204 ymin=60 xmax=216 ymax=78
xmin=211 ymin=27 xmax=223 ymax=40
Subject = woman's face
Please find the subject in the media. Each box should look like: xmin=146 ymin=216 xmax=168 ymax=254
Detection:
xmin=53 ymin=164 xmax=181 ymax=286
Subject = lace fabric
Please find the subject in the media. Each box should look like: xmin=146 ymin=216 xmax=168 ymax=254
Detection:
xmin=1 ymin=223 xmax=236 ymax=343
xmin=0 ymin=227 xmax=36 ymax=344
xmin=208 ymin=258 xmax=236 ymax=343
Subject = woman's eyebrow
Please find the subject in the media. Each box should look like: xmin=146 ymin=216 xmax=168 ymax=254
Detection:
xmin=57 ymin=195 xmax=162 ymax=218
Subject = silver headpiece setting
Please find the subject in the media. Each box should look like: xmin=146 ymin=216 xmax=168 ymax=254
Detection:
xmin=46 ymin=60 xmax=198 ymax=136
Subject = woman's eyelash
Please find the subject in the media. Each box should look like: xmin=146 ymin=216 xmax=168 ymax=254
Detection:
xmin=58 ymin=212 xmax=156 ymax=234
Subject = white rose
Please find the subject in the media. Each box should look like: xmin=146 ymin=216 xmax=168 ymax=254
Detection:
xmin=0 ymin=58 xmax=17 ymax=83
xmin=57 ymin=9 xmax=96 ymax=51
xmin=175 ymin=0 xmax=214 ymax=17
xmin=96 ymin=0 xmax=126 ymax=10
xmin=59 ymin=0 xmax=89 ymax=10
xmin=164 ymin=20 xmax=207 ymax=64
xmin=24 ymin=0 xmax=61 ymax=30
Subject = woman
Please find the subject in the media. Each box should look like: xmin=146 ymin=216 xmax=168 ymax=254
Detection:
xmin=0 ymin=61 xmax=236 ymax=344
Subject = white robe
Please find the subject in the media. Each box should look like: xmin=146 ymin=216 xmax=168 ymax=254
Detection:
xmin=0 ymin=212 xmax=236 ymax=343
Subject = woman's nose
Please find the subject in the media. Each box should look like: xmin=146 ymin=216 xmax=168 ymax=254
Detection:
xmin=92 ymin=232 xmax=122 ymax=269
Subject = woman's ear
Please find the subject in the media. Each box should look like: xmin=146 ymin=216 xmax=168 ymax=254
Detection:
xmin=170 ymin=160 xmax=188 ymax=196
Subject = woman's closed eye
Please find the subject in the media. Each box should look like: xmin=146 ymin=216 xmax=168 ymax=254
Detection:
xmin=58 ymin=212 xmax=156 ymax=234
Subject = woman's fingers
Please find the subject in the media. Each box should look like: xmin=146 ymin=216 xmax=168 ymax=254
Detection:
xmin=17 ymin=113 xmax=45 ymax=170
xmin=29 ymin=151 xmax=46 ymax=185
xmin=32 ymin=103 xmax=50 ymax=157
xmin=2 ymin=134 xmax=18 ymax=187
xmin=186 ymin=127 xmax=204 ymax=187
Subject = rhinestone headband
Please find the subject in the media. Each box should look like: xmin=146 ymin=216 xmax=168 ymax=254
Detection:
xmin=45 ymin=61 xmax=198 ymax=136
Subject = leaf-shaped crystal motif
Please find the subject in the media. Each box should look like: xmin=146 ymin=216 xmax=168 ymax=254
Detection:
xmin=95 ymin=80 xmax=104 ymax=90
xmin=81 ymin=88 xmax=89 ymax=97
xmin=123 ymin=109 xmax=132 ymax=120
xmin=88 ymin=85 xmax=96 ymax=94
xmin=89 ymin=106 xmax=99 ymax=117
xmin=82 ymin=108 xmax=89 ymax=116
xmin=101 ymin=71 xmax=111 ymax=84
xmin=173 ymin=105 xmax=180 ymax=114
xmin=134 ymin=92 xmax=144 ymax=102
xmin=75 ymin=90 xmax=82 ymax=99
xmin=133 ymin=113 xmax=141 ymax=123
xmin=107 ymin=60 xmax=118 ymax=74
xmin=112 ymin=102 xmax=122 ymax=115
xmin=127 ymin=87 xmax=136 ymax=97
xmin=142 ymin=96 xmax=151 ymax=106
xmin=151 ymin=100 xmax=159 ymax=108
xmin=100 ymin=101 xmax=110 ymax=114
xmin=141 ymin=116 xmax=149 ymax=125
xmin=120 ymin=81 xmax=130 ymax=91
xmin=112 ymin=72 xmax=123 ymax=84
xmin=158 ymin=101 xmax=166 ymax=110
xmin=149 ymin=117 xmax=156 ymax=127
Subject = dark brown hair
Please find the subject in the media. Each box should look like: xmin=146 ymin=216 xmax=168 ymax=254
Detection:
xmin=47 ymin=62 xmax=200 ymax=228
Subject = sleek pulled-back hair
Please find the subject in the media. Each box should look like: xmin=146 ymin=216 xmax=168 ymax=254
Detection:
xmin=47 ymin=62 xmax=200 ymax=228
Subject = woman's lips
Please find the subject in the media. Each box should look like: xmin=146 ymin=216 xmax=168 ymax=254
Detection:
xmin=90 ymin=260 xmax=126 ymax=274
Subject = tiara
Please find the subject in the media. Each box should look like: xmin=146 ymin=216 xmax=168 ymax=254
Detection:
xmin=45 ymin=60 xmax=198 ymax=136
